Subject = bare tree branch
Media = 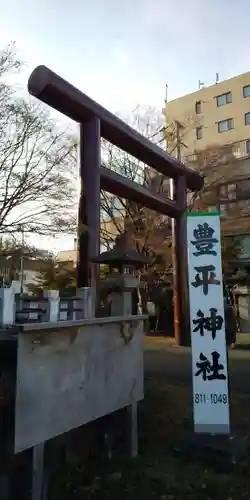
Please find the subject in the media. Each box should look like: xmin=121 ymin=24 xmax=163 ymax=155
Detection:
xmin=0 ymin=45 xmax=78 ymax=237
xmin=99 ymin=107 xmax=172 ymax=288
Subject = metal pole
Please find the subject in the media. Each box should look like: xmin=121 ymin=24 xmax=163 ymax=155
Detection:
xmin=20 ymin=229 xmax=24 ymax=294
xmin=170 ymin=120 xmax=182 ymax=345
xmin=175 ymin=176 xmax=189 ymax=346
xmin=169 ymin=179 xmax=181 ymax=344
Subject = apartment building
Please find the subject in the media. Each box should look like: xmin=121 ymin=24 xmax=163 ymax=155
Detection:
xmin=165 ymin=72 xmax=250 ymax=263
xmin=165 ymin=71 xmax=250 ymax=158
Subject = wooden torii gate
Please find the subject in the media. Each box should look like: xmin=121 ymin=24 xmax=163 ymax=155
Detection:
xmin=28 ymin=66 xmax=203 ymax=345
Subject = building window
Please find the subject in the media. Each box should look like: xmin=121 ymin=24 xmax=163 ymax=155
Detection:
xmin=195 ymin=101 xmax=201 ymax=114
xmin=232 ymin=144 xmax=242 ymax=158
xmin=196 ymin=126 xmax=202 ymax=139
xmin=218 ymin=118 xmax=233 ymax=132
xmin=232 ymin=144 xmax=241 ymax=158
xmin=216 ymin=92 xmax=232 ymax=107
xmin=243 ymin=85 xmax=250 ymax=98
xmin=245 ymin=112 xmax=250 ymax=125
xmin=227 ymin=183 xmax=237 ymax=200
xmin=237 ymin=179 xmax=250 ymax=199
xmin=100 ymin=195 xmax=120 ymax=220
xmin=246 ymin=139 xmax=250 ymax=155
xmin=219 ymin=185 xmax=227 ymax=198
xmin=112 ymin=196 xmax=120 ymax=217
xmin=219 ymin=183 xmax=237 ymax=200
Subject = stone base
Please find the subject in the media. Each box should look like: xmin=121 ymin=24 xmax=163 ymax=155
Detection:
xmin=174 ymin=431 xmax=249 ymax=472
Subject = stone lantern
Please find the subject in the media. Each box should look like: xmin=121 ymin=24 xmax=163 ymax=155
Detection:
xmin=92 ymin=231 xmax=152 ymax=317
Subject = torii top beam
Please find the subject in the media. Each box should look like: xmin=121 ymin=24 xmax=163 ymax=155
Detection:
xmin=28 ymin=65 xmax=203 ymax=196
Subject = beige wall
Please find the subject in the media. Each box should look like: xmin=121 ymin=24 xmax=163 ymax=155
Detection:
xmin=165 ymin=71 xmax=250 ymax=156
xmin=57 ymin=249 xmax=77 ymax=266
xmin=56 ymin=218 xmax=124 ymax=266
xmin=100 ymin=217 xmax=124 ymax=245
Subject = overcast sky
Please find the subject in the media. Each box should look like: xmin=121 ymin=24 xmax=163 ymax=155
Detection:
xmin=1 ymin=0 xmax=250 ymax=113
xmin=0 ymin=0 xmax=249 ymax=250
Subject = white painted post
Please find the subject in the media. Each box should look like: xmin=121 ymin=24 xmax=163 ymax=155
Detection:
xmin=187 ymin=212 xmax=230 ymax=435
xmin=42 ymin=290 xmax=59 ymax=323
xmin=0 ymin=287 xmax=15 ymax=326
xmin=11 ymin=280 xmax=22 ymax=294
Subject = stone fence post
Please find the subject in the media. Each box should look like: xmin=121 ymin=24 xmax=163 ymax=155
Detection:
xmin=0 ymin=287 xmax=15 ymax=326
xmin=42 ymin=290 xmax=60 ymax=323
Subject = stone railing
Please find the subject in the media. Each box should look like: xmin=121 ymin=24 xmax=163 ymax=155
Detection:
xmin=0 ymin=281 xmax=93 ymax=328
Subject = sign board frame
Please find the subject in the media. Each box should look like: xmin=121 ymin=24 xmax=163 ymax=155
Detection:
xmin=187 ymin=212 xmax=230 ymax=434
xmin=14 ymin=321 xmax=144 ymax=453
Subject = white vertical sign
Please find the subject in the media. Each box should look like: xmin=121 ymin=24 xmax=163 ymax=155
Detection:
xmin=187 ymin=212 xmax=230 ymax=434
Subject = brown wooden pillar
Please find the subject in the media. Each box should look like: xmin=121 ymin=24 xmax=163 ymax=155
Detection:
xmin=77 ymin=118 xmax=100 ymax=290
xmin=175 ymin=175 xmax=190 ymax=346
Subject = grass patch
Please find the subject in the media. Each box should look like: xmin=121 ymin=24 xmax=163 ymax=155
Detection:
xmin=234 ymin=343 xmax=250 ymax=350
xmin=234 ymin=333 xmax=250 ymax=350
xmin=144 ymin=336 xmax=176 ymax=345
xmin=49 ymin=376 xmax=250 ymax=499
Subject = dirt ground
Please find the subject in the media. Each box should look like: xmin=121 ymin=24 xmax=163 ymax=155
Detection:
xmin=49 ymin=355 xmax=250 ymax=499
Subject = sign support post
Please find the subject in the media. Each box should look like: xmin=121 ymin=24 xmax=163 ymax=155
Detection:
xmin=187 ymin=212 xmax=230 ymax=434
xmin=180 ymin=211 xmax=250 ymax=470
